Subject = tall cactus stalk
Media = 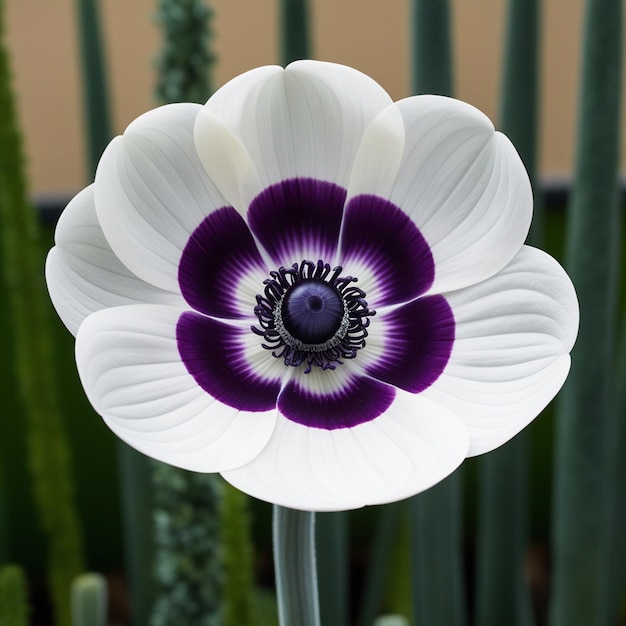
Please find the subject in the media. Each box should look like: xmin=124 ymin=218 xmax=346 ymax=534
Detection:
xmin=74 ymin=2 xmax=156 ymax=623
xmin=279 ymin=0 xmax=311 ymax=66
xmin=221 ymin=484 xmax=256 ymax=626
xmin=155 ymin=0 xmax=216 ymax=104
xmin=603 ymin=315 xmax=626 ymax=621
xmin=150 ymin=4 xmax=225 ymax=626
xmin=409 ymin=2 xmax=466 ymax=625
xmin=75 ymin=0 xmax=112 ymax=178
xmin=550 ymin=0 xmax=622 ymax=623
xmin=474 ymin=2 xmax=540 ymax=625
xmin=316 ymin=512 xmax=348 ymax=626
xmin=0 ymin=1 xmax=85 ymax=624
xmin=150 ymin=464 xmax=223 ymax=626
xmin=0 ymin=564 xmax=30 ymax=626
xmin=71 ymin=573 xmax=108 ymax=626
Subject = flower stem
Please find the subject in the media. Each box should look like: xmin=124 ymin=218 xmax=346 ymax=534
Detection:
xmin=273 ymin=506 xmax=321 ymax=626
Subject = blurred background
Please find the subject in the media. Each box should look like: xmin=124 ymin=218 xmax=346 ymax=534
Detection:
xmin=2 ymin=0 xmax=626 ymax=625
xmin=6 ymin=0 xmax=626 ymax=199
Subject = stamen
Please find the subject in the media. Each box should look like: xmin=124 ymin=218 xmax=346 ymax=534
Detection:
xmin=252 ymin=260 xmax=375 ymax=372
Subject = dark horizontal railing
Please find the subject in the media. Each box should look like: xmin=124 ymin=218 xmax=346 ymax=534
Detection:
xmin=35 ymin=179 xmax=626 ymax=226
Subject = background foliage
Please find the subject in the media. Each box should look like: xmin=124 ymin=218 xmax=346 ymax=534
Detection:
xmin=1 ymin=0 xmax=625 ymax=624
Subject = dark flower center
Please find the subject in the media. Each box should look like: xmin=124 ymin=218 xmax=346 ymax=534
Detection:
xmin=252 ymin=260 xmax=375 ymax=372
xmin=280 ymin=279 xmax=346 ymax=345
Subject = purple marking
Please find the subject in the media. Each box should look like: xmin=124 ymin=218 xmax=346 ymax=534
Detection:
xmin=278 ymin=375 xmax=396 ymax=429
xmin=177 ymin=311 xmax=281 ymax=411
xmin=178 ymin=206 xmax=266 ymax=318
xmin=176 ymin=182 xmax=450 ymax=420
xmin=366 ymin=295 xmax=455 ymax=393
xmin=247 ymin=178 xmax=346 ymax=265
xmin=340 ymin=195 xmax=435 ymax=306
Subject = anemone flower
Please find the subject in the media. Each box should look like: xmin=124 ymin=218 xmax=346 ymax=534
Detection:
xmin=46 ymin=60 xmax=578 ymax=512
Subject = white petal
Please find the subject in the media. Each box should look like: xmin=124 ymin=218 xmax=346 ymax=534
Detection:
xmin=94 ymin=103 xmax=229 ymax=292
xmin=193 ymin=109 xmax=264 ymax=214
xmin=222 ymin=390 xmax=469 ymax=511
xmin=75 ymin=305 xmax=278 ymax=472
xmin=346 ymin=103 xmax=406 ymax=201
xmin=45 ymin=186 xmax=185 ymax=335
xmin=199 ymin=60 xmax=394 ymax=193
xmin=423 ymin=245 xmax=579 ymax=455
xmin=348 ymin=95 xmax=532 ymax=292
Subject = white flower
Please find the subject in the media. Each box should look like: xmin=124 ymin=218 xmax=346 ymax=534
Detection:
xmin=46 ymin=61 xmax=578 ymax=511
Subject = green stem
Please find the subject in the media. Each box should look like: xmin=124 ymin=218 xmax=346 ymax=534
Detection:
xmin=0 ymin=466 xmax=6 ymax=564
xmin=410 ymin=0 xmax=453 ymax=96
xmin=117 ymin=444 xmax=155 ymax=626
xmin=474 ymin=2 xmax=540 ymax=624
xmin=75 ymin=0 xmax=112 ymax=177
xmin=357 ymin=502 xmax=403 ymax=626
xmin=273 ymin=506 xmax=320 ymax=626
xmin=71 ymin=573 xmax=108 ymax=626
xmin=604 ymin=314 xmax=626 ymax=621
xmin=316 ymin=512 xmax=348 ymax=626
xmin=0 ymin=2 xmax=85 ymax=623
xmin=279 ymin=0 xmax=311 ymax=66
xmin=409 ymin=4 xmax=465 ymax=624
xmin=221 ymin=484 xmax=255 ymax=626
xmin=550 ymin=0 xmax=622 ymax=623
xmin=0 ymin=564 xmax=29 ymax=626
xmin=410 ymin=473 xmax=467 ymax=626
xmin=498 ymin=0 xmax=541 ymax=247
xmin=475 ymin=438 xmax=532 ymax=626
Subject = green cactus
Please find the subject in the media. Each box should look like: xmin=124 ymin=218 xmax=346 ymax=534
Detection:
xmin=373 ymin=617 xmax=409 ymax=626
xmin=551 ymin=0 xmax=623 ymax=623
xmin=474 ymin=3 xmax=539 ymax=625
xmin=150 ymin=463 xmax=223 ymax=626
xmin=149 ymin=5 xmax=228 ymax=626
xmin=71 ymin=573 xmax=108 ymax=626
xmin=408 ymin=4 xmax=467 ymax=626
xmin=0 ymin=564 xmax=30 ymax=626
xmin=221 ymin=484 xmax=257 ymax=626
xmin=155 ymin=0 xmax=216 ymax=104
xmin=280 ymin=0 xmax=311 ymax=65
xmin=0 ymin=1 xmax=85 ymax=624
xmin=75 ymin=0 xmax=112 ymax=177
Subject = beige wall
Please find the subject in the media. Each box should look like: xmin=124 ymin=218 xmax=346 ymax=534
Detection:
xmin=5 ymin=0 xmax=625 ymax=196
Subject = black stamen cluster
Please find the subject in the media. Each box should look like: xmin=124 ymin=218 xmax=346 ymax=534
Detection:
xmin=252 ymin=260 xmax=375 ymax=373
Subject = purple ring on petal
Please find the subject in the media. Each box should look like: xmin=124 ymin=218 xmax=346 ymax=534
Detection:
xmin=278 ymin=375 xmax=396 ymax=429
xmin=367 ymin=295 xmax=455 ymax=393
xmin=178 ymin=206 xmax=266 ymax=319
xmin=247 ymin=178 xmax=346 ymax=264
xmin=177 ymin=311 xmax=281 ymax=411
xmin=340 ymin=194 xmax=436 ymax=306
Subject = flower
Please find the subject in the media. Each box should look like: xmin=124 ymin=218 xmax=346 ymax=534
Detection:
xmin=46 ymin=60 xmax=578 ymax=511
